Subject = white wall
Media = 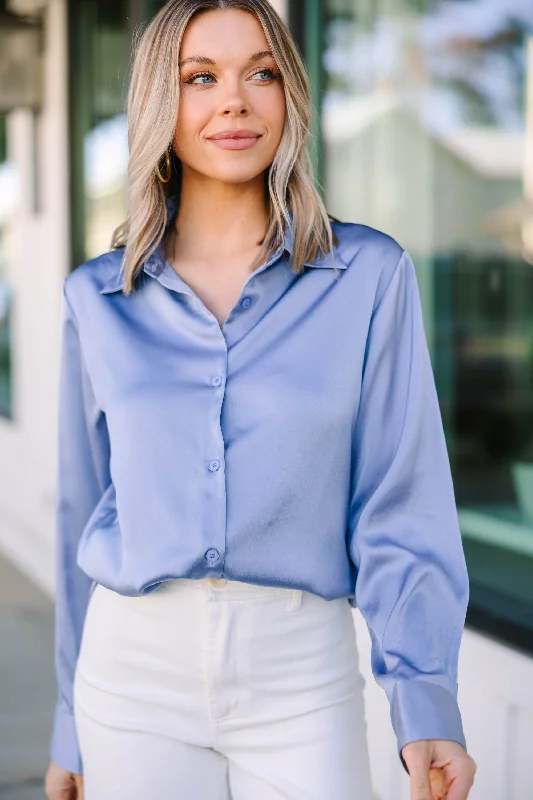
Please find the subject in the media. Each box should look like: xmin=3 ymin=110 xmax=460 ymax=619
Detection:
xmin=0 ymin=0 xmax=69 ymax=596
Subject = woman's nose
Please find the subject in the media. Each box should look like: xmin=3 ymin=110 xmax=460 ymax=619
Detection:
xmin=218 ymin=84 xmax=250 ymax=116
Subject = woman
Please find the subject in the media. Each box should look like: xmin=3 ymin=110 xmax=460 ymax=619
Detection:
xmin=45 ymin=1 xmax=477 ymax=799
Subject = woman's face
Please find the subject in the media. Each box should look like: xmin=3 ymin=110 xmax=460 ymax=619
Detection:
xmin=173 ymin=8 xmax=286 ymax=185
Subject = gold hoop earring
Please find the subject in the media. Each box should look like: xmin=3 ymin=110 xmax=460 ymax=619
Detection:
xmin=155 ymin=147 xmax=172 ymax=183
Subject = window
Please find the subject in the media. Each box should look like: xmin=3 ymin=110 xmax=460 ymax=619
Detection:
xmin=68 ymin=0 xmax=130 ymax=267
xmin=315 ymin=0 xmax=533 ymax=652
xmin=68 ymin=0 xmax=168 ymax=268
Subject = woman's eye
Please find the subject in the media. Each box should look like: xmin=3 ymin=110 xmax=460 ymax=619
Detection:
xmin=184 ymin=68 xmax=278 ymax=86
xmin=252 ymin=68 xmax=276 ymax=81
xmin=186 ymin=72 xmax=214 ymax=85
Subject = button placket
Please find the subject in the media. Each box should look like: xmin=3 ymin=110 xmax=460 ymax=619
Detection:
xmin=205 ymin=548 xmax=220 ymax=566
xmin=206 ymin=353 xmax=226 ymax=567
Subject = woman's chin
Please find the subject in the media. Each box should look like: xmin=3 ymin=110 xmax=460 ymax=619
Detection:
xmin=201 ymin=164 xmax=269 ymax=185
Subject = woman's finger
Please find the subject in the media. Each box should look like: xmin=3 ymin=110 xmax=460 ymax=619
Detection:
xmin=74 ymin=774 xmax=84 ymax=800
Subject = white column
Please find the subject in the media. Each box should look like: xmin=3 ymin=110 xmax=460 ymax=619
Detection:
xmin=0 ymin=0 xmax=69 ymax=596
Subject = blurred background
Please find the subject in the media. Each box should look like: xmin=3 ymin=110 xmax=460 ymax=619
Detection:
xmin=0 ymin=0 xmax=532 ymax=797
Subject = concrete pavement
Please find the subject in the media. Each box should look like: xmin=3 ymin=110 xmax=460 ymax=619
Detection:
xmin=0 ymin=553 xmax=55 ymax=798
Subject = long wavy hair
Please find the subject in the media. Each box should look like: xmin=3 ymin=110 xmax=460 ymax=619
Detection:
xmin=111 ymin=0 xmax=340 ymax=295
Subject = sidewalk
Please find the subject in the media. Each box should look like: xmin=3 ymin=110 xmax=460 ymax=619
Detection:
xmin=0 ymin=553 xmax=55 ymax=799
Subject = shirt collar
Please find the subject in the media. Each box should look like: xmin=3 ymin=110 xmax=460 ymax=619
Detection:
xmin=100 ymin=194 xmax=347 ymax=294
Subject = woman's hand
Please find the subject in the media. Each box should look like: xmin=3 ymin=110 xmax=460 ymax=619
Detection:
xmin=401 ymin=740 xmax=477 ymax=800
xmin=45 ymin=761 xmax=84 ymax=800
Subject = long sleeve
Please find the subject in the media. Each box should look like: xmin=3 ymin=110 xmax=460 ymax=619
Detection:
xmin=347 ymin=249 xmax=469 ymax=774
xmin=49 ymin=281 xmax=111 ymax=774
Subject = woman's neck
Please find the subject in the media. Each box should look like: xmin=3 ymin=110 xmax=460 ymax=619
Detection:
xmin=170 ymin=173 xmax=270 ymax=262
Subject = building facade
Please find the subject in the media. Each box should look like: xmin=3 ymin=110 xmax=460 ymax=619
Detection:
xmin=0 ymin=1 xmax=532 ymax=797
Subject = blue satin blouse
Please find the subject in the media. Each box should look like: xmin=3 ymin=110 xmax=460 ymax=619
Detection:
xmin=49 ymin=194 xmax=469 ymax=775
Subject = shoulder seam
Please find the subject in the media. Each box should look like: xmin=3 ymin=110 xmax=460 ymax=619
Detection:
xmin=372 ymin=248 xmax=407 ymax=318
xmin=62 ymin=279 xmax=80 ymax=334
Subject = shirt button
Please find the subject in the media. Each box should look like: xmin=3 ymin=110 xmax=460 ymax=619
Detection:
xmin=211 ymin=375 xmax=223 ymax=386
xmin=205 ymin=548 xmax=220 ymax=565
xmin=209 ymin=459 xmax=221 ymax=472
xmin=241 ymin=296 xmax=252 ymax=309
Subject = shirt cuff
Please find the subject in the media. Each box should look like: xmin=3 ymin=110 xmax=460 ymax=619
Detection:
xmin=392 ymin=679 xmax=467 ymax=775
xmin=49 ymin=700 xmax=83 ymax=775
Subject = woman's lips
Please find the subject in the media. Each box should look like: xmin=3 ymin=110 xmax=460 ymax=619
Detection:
xmin=207 ymin=134 xmax=262 ymax=150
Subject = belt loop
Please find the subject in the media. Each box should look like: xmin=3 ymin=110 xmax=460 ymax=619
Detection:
xmin=287 ymin=589 xmax=303 ymax=612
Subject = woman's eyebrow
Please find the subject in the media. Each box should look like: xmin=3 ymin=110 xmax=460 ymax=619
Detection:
xmin=178 ymin=49 xmax=274 ymax=68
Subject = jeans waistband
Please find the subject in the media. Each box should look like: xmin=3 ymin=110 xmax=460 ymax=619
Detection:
xmin=156 ymin=577 xmax=304 ymax=610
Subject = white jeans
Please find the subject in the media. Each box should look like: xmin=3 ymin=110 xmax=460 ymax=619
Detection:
xmin=74 ymin=576 xmax=373 ymax=800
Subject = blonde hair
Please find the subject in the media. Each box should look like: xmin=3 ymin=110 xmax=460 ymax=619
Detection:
xmin=111 ymin=0 xmax=339 ymax=295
